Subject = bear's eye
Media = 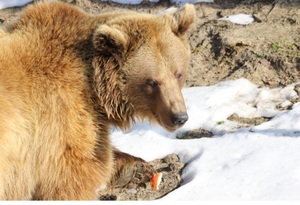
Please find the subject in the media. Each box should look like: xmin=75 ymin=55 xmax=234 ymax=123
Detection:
xmin=176 ymin=73 xmax=183 ymax=81
xmin=147 ymin=79 xmax=158 ymax=88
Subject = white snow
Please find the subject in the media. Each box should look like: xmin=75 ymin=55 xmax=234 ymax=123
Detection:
xmin=102 ymin=0 xmax=213 ymax=6
xmin=219 ymin=14 xmax=255 ymax=25
xmin=171 ymin=0 xmax=213 ymax=6
xmin=112 ymin=78 xmax=300 ymax=200
xmin=0 ymin=0 xmax=33 ymax=10
xmin=0 ymin=0 xmax=213 ymax=9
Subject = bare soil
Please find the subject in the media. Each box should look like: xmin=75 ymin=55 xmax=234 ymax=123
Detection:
xmin=1 ymin=0 xmax=300 ymax=200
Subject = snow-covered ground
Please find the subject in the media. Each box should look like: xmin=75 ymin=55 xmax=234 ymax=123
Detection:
xmin=112 ymin=78 xmax=300 ymax=200
xmin=0 ymin=0 xmax=214 ymax=9
xmin=2 ymin=0 xmax=300 ymax=201
xmin=0 ymin=0 xmax=32 ymax=9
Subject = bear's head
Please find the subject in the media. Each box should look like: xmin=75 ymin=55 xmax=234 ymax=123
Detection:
xmin=92 ymin=4 xmax=196 ymax=132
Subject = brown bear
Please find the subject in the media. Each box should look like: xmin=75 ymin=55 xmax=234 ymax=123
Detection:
xmin=0 ymin=1 xmax=195 ymax=200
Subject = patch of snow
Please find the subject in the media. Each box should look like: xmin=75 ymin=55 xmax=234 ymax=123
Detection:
xmin=219 ymin=14 xmax=255 ymax=25
xmin=0 ymin=0 xmax=33 ymax=10
xmin=112 ymin=78 xmax=300 ymax=200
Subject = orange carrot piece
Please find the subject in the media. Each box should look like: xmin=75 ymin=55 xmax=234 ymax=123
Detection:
xmin=150 ymin=172 xmax=162 ymax=191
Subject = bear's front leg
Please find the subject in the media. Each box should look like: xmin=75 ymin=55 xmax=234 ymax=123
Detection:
xmin=102 ymin=148 xmax=156 ymax=194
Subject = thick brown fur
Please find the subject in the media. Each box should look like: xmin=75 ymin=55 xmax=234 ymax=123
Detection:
xmin=0 ymin=1 xmax=195 ymax=200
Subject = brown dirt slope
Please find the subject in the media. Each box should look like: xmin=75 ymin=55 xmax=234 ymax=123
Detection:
xmin=1 ymin=0 xmax=300 ymax=88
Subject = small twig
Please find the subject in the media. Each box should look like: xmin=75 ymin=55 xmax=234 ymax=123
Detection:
xmin=266 ymin=2 xmax=277 ymax=19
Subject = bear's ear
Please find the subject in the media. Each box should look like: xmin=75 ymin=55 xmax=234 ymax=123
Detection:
xmin=166 ymin=4 xmax=196 ymax=37
xmin=93 ymin=25 xmax=128 ymax=59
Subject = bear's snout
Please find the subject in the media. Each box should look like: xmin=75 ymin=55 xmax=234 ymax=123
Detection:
xmin=171 ymin=112 xmax=189 ymax=126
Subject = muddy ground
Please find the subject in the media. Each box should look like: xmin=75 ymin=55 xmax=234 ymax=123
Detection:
xmin=1 ymin=0 xmax=300 ymax=88
xmin=1 ymin=0 xmax=299 ymax=200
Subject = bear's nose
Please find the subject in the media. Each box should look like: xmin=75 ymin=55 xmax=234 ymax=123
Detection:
xmin=171 ymin=112 xmax=189 ymax=126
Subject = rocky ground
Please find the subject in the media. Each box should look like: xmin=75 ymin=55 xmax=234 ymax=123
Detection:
xmin=1 ymin=0 xmax=299 ymax=200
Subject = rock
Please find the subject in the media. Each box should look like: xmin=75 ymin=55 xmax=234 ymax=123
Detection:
xmin=176 ymin=128 xmax=213 ymax=139
xmin=227 ymin=113 xmax=271 ymax=126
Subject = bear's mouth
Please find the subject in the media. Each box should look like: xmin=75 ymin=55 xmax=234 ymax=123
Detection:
xmin=163 ymin=125 xmax=180 ymax=132
xmin=153 ymin=112 xmax=181 ymax=132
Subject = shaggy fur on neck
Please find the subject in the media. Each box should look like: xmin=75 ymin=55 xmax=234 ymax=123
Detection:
xmin=92 ymin=56 xmax=135 ymax=130
xmin=91 ymin=22 xmax=146 ymax=130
